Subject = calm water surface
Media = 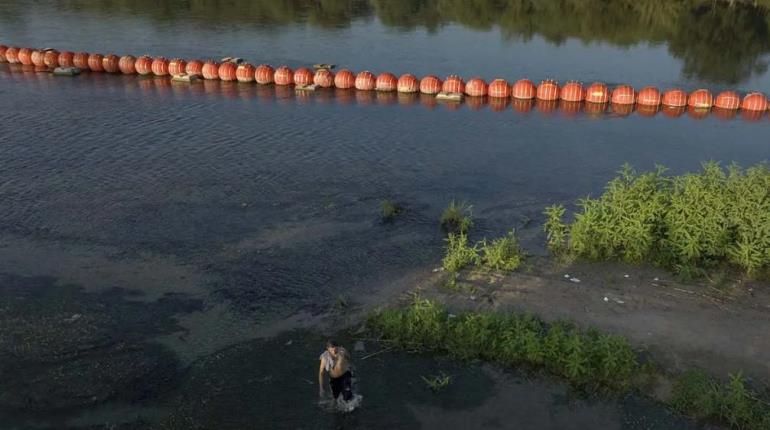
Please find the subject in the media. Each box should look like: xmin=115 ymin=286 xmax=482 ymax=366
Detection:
xmin=1 ymin=1 xmax=769 ymax=428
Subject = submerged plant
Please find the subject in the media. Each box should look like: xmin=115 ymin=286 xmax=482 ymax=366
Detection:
xmin=421 ymin=372 xmax=452 ymax=392
xmin=379 ymin=200 xmax=404 ymax=222
xmin=440 ymin=200 xmax=473 ymax=234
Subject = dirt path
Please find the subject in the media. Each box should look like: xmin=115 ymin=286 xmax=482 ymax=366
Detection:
xmin=413 ymin=258 xmax=770 ymax=385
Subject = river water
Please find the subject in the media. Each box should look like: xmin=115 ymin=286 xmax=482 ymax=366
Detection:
xmin=1 ymin=1 xmax=769 ymax=428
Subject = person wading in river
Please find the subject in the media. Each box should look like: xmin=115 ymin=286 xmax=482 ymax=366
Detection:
xmin=318 ymin=340 xmax=354 ymax=402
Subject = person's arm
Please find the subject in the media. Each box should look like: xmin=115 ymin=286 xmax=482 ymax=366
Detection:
xmin=318 ymin=358 xmax=326 ymax=396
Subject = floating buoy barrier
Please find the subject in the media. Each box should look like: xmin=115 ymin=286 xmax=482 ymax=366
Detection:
xmin=611 ymin=85 xmax=635 ymax=105
xmin=688 ymin=89 xmax=713 ymax=109
xmin=714 ymin=91 xmax=740 ymax=110
xmin=488 ymin=79 xmax=510 ymax=98
xmin=419 ymin=75 xmax=442 ymax=95
xmin=637 ymin=87 xmax=661 ymax=106
xmin=397 ymin=74 xmax=419 ymax=93
xmin=662 ymin=89 xmax=688 ymax=107
xmin=465 ymin=78 xmax=487 ymax=97
xmin=355 ymin=71 xmax=376 ymax=91
xmin=314 ymin=68 xmax=334 ymax=88
xmin=3 ymin=43 xmax=769 ymax=121
xmin=185 ymin=60 xmax=203 ymax=77
xmin=560 ymin=81 xmax=583 ymax=102
xmin=274 ymin=66 xmax=293 ymax=85
xmin=135 ymin=56 xmax=153 ymax=75
xmin=375 ymin=72 xmax=397 ymax=92
xmin=103 ymin=54 xmax=120 ymax=73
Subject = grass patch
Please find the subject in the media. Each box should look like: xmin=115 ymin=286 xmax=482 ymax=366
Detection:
xmin=380 ymin=200 xmax=404 ymax=222
xmin=543 ymin=162 xmax=770 ymax=278
xmin=442 ymin=230 xmax=526 ymax=275
xmin=440 ymin=200 xmax=473 ymax=234
xmin=671 ymin=371 xmax=770 ymax=429
xmin=368 ymin=298 xmax=637 ymax=392
xmin=368 ymin=300 xmax=770 ymax=429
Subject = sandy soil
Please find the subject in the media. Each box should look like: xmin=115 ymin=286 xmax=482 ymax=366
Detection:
xmin=409 ymin=258 xmax=770 ymax=386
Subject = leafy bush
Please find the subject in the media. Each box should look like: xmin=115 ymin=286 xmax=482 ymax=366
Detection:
xmin=440 ymin=200 xmax=473 ymax=234
xmin=544 ymin=162 xmax=770 ymax=277
xmin=442 ymin=233 xmax=480 ymax=273
xmin=479 ymin=230 xmax=526 ymax=272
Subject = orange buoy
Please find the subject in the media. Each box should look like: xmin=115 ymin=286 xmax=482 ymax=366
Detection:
xmin=88 ymin=53 xmax=105 ymax=72
xmin=512 ymin=79 xmax=537 ymax=100
xmin=397 ymin=74 xmax=419 ymax=93
xmin=375 ymin=72 xmax=398 ymax=91
xmin=714 ymin=91 xmax=740 ymax=110
xmin=314 ymin=68 xmax=334 ymax=88
xmin=560 ymin=81 xmax=583 ymax=102
xmin=465 ymin=78 xmax=488 ymax=97
xmin=419 ymin=75 xmax=442 ymax=95
xmin=135 ymin=55 xmax=153 ymax=75
xmin=661 ymin=89 xmax=688 ymax=107
xmin=168 ymin=58 xmax=187 ymax=76
xmin=488 ymin=79 xmax=510 ymax=98
xmin=536 ymin=80 xmax=560 ymax=101
xmin=741 ymin=92 xmax=768 ymax=111
xmin=72 ymin=52 xmax=89 ymax=69
xmin=688 ymin=89 xmax=713 ymax=109
xmin=236 ymin=63 xmax=256 ymax=83
xmin=118 ymin=55 xmax=136 ymax=74
xmin=0 ymin=45 xmax=7 ymax=63
xmin=442 ymin=75 xmax=465 ymax=94
xmin=5 ymin=46 xmax=20 ymax=63
xmin=293 ymin=67 xmax=313 ymax=86
xmin=151 ymin=57 xmax=170 ymax=76
xmin=57 ymin=51 xmax=75 ymax=68
xmin=18 ymin=48 xmax=33 ymax=65
xmin=43 ymin=50 xmax=60 ymax=68
xmin=255 ymin=64 xmax=275 ymax=84
xmin=334 ymin=69 xmax=355 ymax=89
xmin=185 ymin=60 xmax=204 ymax=77
xmin=102 ymin=54 xmax=120 ymax=73
xmin=584 ymin=82 xmax=609 ymax=104
xmin=218 ymin=62 xmax=237 ymax=81
xmin=202 ymin=61 xmax=220 ymax=80
xmin=274 ymin=66 xmax=293 ymax=85
xmin=31 ymin=50 xmax=46 ymax=67
xmin=636 ymin=87 xmax=661 ymax=106
xmin=611 ymin=85 xmax=635 ymax=105
xmin=355 ymin=71 xmax=376 ymax=90
xmin=636 ymin=104 xmax=659 ymax=118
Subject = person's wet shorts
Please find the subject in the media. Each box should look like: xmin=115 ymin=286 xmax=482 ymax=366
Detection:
xmin=329 ymin=370 xmax=353 ymax=401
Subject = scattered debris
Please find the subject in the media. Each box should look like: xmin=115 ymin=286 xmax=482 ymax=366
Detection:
xmin=624 ymin=274 xmax=630 ymax=278
xmin=569 ymin=277 xmax=581 ymax=283
xmin=603 ymin=296 xmax=609 ymax=302
xmin=64 ymin=313 xmax=82 ymax=323
xmin=284 ymin=340 xmax=293 ymax=346
xmin=564 ymin=274 xmax=570 ymax=278
xmin=53 ymin=67 xmax=81 ymax=76
xmin=436 ymin=92 xmax=463 ymax=101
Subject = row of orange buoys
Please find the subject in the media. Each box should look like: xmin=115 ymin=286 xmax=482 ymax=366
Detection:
xmin=2 ymin=44 xmax=769 ymax=113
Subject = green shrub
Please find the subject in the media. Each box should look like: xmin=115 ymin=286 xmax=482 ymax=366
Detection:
xmin=544 ymin=162 xmax=770 ymax=277
xmin=440 ymin=200 xmax=473 ymax=234
xmin=442 ymin=233 xmax=480 ymax=273
xmin=479 ymin=230 xmax=525 ymax=272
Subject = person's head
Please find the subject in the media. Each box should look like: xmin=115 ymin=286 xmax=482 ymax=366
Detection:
xmin=326 ymin=340 xmax=340 ymax=355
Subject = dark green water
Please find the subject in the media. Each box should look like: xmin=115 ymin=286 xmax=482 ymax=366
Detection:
xmin=1 ymin=0 xmax=768 ymax=428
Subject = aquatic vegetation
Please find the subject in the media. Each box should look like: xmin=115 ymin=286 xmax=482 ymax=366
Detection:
xmin=671 ymin=371 xmax=770 ymax=430
xmin=544 ymin=162 xmax=770 ymax=278
xmin=442 ymin=233 xmax=480 ymax=273
xmin=440 ymin=200 xmax=473 ymax=234
xmin=379 ymin=200 xmax=404 ymax=222
xmin=368 ymin=299 xmax=638 ymax=392
xmin=421 ymin=372 xmax=452 ymax=392
xmin=479 ymin=230 xmax=526 ymax=272
xmin=443 ymin=230 xmax=526 ymax=274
